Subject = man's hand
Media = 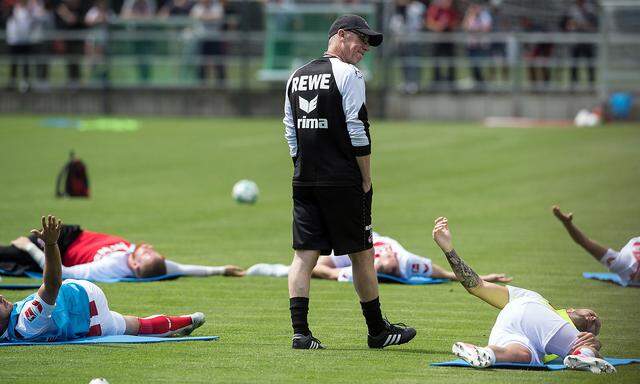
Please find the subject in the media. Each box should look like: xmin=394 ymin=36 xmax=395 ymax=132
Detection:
xmin=362 ymin=179 xmax=372 ymax=194
xmin=11 ymin=236 xmax=32 ymax=251
xmin=552 ymin=205 xmax=573 ymax=224
xmin=571 ymin=332 xmax=602 ymax=351
xmin=223 ymin=265 xmax=246 ymax=277
xmin=479 ymin=273 xmax=513 ymax=283
xmin=30 ymin=215 xmax=62 ymax=246
xmin=432 ymin=217 xmax=453 ymax=252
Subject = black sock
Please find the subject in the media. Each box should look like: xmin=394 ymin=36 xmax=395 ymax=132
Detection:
xmin=360 ymin=297 xmax=385 ymax=336
xmin=289 ymin=297 xmax=310 ymax=336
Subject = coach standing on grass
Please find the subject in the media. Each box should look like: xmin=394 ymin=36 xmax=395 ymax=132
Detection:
xmin=283 ymin=14 xmax=416 ymax=349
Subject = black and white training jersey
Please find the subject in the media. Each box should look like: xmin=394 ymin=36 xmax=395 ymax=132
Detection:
xmin=283 ymin=56 xmax=371 ymax=187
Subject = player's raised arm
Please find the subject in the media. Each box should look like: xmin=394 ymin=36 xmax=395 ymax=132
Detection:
xmin=432 ymin=217 xmax=509 ymax=309
xmin=30 ymin=215 xmax=63 ymax=305
xmin=552 ymin=206 xmax=608 ymax=261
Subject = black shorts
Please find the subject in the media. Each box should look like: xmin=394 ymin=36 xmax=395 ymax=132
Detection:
xmin=292 ymin=185 xmax=373 ymax=255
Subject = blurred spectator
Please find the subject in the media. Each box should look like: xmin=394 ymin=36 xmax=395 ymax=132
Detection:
xmin=190 ymin=0 xmax=226 ymax=85
xmin=565 ymin=0 xmax=598 ymax=88
xmin=31 ymin=0 xmax=54 ymax=87
xmin=462 ymin=2 xmax=491 ymax=90
xmin=55 ymin=0 xmax=87 ymax=85
xmin=120 ymin=0 xmax=157 ymax=83
xmin=425 ymin=0 xmax=459 ymax=91
xmin=85 ymin=0 xmax=115 ymax=82
xmin=7 ymin=0 xmax=36 ymax=90
xmin=158 ymin=0 xmax=193 ymax=17
xmin=390 ymin=0 xmax=426 ymax=94
xmin=520 ymin=16 xmax=553 ymax=90
xmin=488 ymin=0 xmax=512 ymax=83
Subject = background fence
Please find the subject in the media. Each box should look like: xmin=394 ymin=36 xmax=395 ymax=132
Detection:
xmin=1 ymin=0 xmax=638 ymax=119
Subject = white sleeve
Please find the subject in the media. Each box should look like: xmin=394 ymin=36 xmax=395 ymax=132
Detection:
xmin=399 ymin=252 xmax=433 ymax=279
xmin=165 ymin=260 xmax=225 ymax=276
xmin=283 ymin=73 xmax=297 ymax=158
xmin=331 ymin=58 xmax=370 ymax=152
xmin=337 ymin=266 xmax=353 ymax=282
xmin=61 ymin=252 xmax=132 ymax=282
xmin=15 ymin=293 xmax=55 ymax=339
xmin=507 ymin=285 xmax=546 ymax=302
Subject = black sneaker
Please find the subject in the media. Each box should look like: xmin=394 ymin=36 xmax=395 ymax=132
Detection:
xmin=292 ymin=333 xmax=325 ymax=349
xmin=368 ymin=319 xmax=416 ymax=349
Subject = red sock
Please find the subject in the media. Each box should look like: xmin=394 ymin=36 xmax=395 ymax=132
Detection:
xmin=137 ymin=315 xmax=193 ymax=335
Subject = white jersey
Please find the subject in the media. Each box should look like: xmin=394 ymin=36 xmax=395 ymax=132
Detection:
xmin=61 ymin=248 xmax=134 ymax=282
xmin=602 ymin=237 xmax=640 ymax=286
xmin=331 ymin=233 xmax=433 ymax=282
xmin=488 ymin=286 xmax=578 ymax=365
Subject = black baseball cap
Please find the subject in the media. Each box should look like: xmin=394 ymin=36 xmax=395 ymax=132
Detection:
xmin=328 ymin=14 xmax=383 ymax=47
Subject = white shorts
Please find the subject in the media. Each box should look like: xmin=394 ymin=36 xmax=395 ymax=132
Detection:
xmin=488 ymin=299 xmax=574 ymax=365
xmin=69 ymin=279 xmax=126 ymax=336
xmin=602 ymin=237 xmax=640 ymax=286
xmin=330 ymin=255 xmax=352 ymax=268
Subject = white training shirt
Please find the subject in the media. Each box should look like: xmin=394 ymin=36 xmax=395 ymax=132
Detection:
xmin=332 ymin=233 xmax=433 ymax=282
xmin=601 ymin=236 xmax=640 ymax=286
xmin=488 ymin=286 xmax=578 ymax=365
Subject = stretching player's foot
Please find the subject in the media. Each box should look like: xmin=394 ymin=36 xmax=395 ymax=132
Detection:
xmin=292 ymin=333 xmax=325 ymax=349
xmin=368 ymin=319 xmax=416 ymax=349
xmin=172 ymin=312 xmax=206 ymax=337
xmin=564 ymin=355 xmax=616 ymax=374
xmin=452 ymin=342 xmax=493 ymax=368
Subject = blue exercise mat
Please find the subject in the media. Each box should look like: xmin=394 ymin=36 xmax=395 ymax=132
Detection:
xmin=376 ymin=273 xmax=448 ymax=285
xmin=0 ymin=335 xmax=219 ymax=347
xmin=431 ymin=357 xmax=640 ymax=371
xmin=583 ymin=272 xmax=640 ymax=287
xmin=24 ymin=271 xmax=182 ymax=283
xmin=0 ymin=284 xmax=42 ymax=290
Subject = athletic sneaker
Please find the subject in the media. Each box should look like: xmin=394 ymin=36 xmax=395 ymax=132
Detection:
xmin=452 ymin=342 xmax=494 ymax=368
xmin=564 ymin=355 xmax=616 ymax=374
xmin=172 ymin=312 xmax=206 ymax=337
xmin=292 ymin=333 xmax=325 ymax=349
xmin=368 ymin=319 xmax=416 ymax=349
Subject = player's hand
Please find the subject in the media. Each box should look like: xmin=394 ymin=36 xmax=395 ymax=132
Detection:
xmin=432 ymin=217 xmax=453 ymax=252
xmin=10 ymin=236 xmax=32 ymax=251
xmin=223 ymin=265 xmax=246 ymax=277
xmin=480 ymin=273 xmax=513 ymax=283
xmin=362 ymin=180 xmax=372 ymax=194
xmin=571 ymin=332 xmax=601 ymax=351
xmin=30 ymin=215 xmax=62 ymax=246
xmin=552 ymin=205 xmax=573 ymax=224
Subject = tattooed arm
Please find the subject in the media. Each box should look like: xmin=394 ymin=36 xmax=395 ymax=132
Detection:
xmin=432 ymin=217 xmax=510 ymax=309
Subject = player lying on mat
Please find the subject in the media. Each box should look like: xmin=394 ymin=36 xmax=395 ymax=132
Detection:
xmin=431 ymin=217 xmax=615 ymax=374
xmin=1 ymin=222 xmax=244 ymax=282
xmin=0 ymin=215 xmax=205 ymax=342
xmin=247 ymin=232 xmax=512 ymax=283
xmin=553 ymin=205 xmax=639 ymax=286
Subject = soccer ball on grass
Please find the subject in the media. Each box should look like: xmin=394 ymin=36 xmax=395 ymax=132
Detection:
xmin=232 ymin=180 xmax=259 ymax=204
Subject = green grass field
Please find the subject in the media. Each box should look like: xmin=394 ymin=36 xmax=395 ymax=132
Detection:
xmin=0 ymin=115 xmax=638 ymax=383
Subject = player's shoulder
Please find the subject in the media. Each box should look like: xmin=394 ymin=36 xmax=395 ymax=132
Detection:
xmin=329 ymin=58 xmax=364 ymax=81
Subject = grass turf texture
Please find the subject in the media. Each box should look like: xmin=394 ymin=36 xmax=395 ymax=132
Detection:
xmin=0 ymin=116 xmax=638 ymax=383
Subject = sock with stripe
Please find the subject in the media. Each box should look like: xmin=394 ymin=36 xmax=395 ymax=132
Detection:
xmin=290 ymin=297 xmax=311 ymax=336
xmin=360 ymin=297 xmax=385 ymax=336
xmin=137 ymin=315 xmax=193 ymax=335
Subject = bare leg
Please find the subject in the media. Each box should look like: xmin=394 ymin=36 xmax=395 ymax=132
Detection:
xmin=349 ymin=247 xmax=378 ymax=302
xmin=123 ymin=315 xmax=140 ymax=335
xmin=488 ymin=343 xmax=532 ymax=363
xmin=288 ymin=250 xmax=320 ymax=298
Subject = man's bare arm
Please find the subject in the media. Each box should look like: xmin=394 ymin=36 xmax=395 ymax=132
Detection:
xmin=432 ymin=217 xmax=509 ymax=309
xmin=552 ymin=206 xmax=608 ymax=261
xmin=311 ymin=264 xmax=340 ymax=280
xmin=31 ymin=215 xmax=63 ymax=305
xmin=355 ymin=155 xmax=371 ymax=193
